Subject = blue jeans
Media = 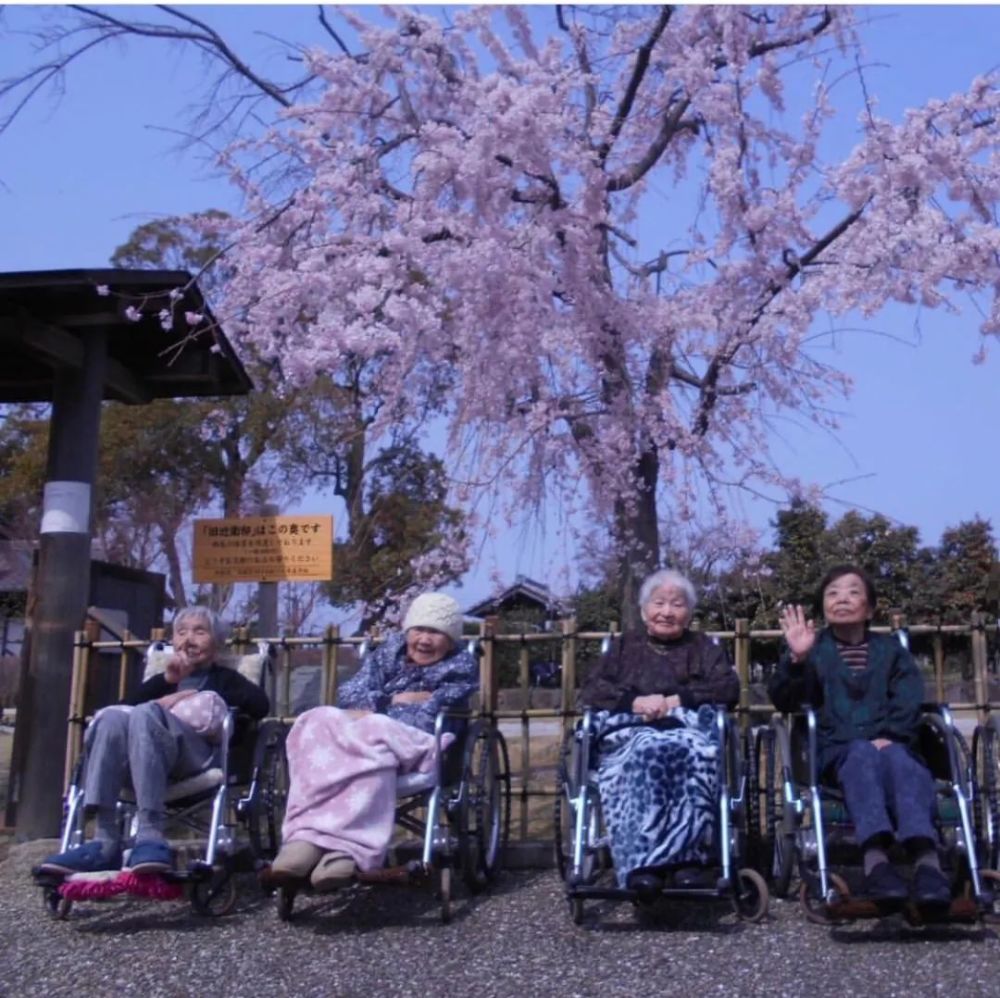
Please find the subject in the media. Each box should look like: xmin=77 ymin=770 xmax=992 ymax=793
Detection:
xmin=830 ymin=739 xmax=937 ymax=848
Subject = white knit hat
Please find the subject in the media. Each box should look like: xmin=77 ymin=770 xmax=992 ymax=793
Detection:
xmin=402 ymin=592 xmax=463 ymax=645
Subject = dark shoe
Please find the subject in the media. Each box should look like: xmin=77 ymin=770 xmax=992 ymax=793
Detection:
xmin=911 ymin=866 xmax=951 ymax=907
xmin=125 ymin=840 xmax=174 ymax=875
xmin=626 ymin=870 xmax=664 ymax=903
xmin=861 ymin=862 xmax=908 ymax=903
xmin=673 ymin=866 xmax=713 ymax=889
xmin=36 ymin=841 xmax=121 ymax=877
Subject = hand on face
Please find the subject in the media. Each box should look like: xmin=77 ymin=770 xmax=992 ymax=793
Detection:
xmin=166 ymin=617 xmax=216 ymax=682
xmin=779 ymin=604 xmax=816 ymax=663
xmin=642 ymin=585 xmax=692 ymax=641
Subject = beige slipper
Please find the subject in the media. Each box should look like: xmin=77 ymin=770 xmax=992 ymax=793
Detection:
xmin=310 ymin=850 xmax=357 ymax=892
xmin=268 ymin=840 xmax=324 ymax=886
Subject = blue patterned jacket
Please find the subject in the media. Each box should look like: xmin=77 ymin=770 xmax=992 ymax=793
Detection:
xmin=336 ymin=633 xmax=478 ymax=733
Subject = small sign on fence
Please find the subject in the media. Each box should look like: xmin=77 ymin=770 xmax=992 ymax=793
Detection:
xmin=192 ymin=514 xmax=333 ymax=583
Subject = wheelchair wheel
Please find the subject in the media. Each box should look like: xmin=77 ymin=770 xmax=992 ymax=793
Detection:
xmin=42 ymin=887 xmax=72 ymax=921
xmin=439 ymin=865 xmax=452 ymax=924
xmin=976 ymin=868 xmax=1000 ymax=924
xmin=798 ymin=872 xmax=850 ymax=926
xmin=191 ymin=867 xmax=238 ymax=917
xmin=973 ymin=722 xmax=1000 ymax=870
xmin=247 ymin=720 xmax=290 ymax=862
xmin=554 ymin=727 xmax=577 ymax=880
xmin=755 ymin=725 xmax=795 ymax=897
xmin=459 ymin=724 xmax=510 ymax=893
xmin=732 ymin=868 xmax=769 ymax=923
xmin=276 ymin=885 xmax=296 ymax=922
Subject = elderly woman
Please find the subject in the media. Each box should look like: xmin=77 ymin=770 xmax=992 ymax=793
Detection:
xmin=581 ymin=568 xmax=739 ymax=896
xmin=769 ymin=564 xmax=951 ymax=908
xmin=269 ymin=592 xmax=478 ymax=891
xmin=37 ymin=606 xmax=269 ymax=877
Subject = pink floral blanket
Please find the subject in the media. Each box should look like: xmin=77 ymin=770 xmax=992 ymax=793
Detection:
xmin=281 ymin=706 xmax=451 ymax=871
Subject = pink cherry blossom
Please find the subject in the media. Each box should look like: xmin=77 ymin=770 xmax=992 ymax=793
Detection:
xmin=178 ymin=6 xmax=999 ymax=611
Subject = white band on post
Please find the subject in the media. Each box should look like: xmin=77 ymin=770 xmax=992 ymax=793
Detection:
xmin=40 ymin=481 xmax=91 ymax=534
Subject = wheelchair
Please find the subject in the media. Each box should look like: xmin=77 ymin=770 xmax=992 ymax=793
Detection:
xmin=554 ymin=706 xmax=769 ymax=925
xmin=755 ymin=701 xmax=1000 ymax=926
xmin=269 ymin=709 xmax=511 ymax=924
xmin=35 ymin=641 xmax=288 ymax=920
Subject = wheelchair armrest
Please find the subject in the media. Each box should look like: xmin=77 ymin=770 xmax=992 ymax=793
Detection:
xmin=918 ymin=707 xmax=964 ymax=784
xmin=432 ymin=708 xmax=474 ymax=787
xmin=803 ymin=706 xmax=820 ymax=788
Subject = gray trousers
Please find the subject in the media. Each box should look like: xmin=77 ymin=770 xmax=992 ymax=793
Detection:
xmin=83 ymin=702 xmax=214 ymax=841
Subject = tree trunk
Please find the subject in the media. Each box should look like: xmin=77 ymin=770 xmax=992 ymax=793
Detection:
xmin=614 ymin=443 xmax=660 ymax=631
xmin=160 ymin=525 xmax=188 ymax=611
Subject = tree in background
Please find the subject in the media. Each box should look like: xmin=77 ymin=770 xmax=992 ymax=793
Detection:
xmin=110 ymin=214 xmax=469 ymax=626
xmin=826 ymin=510 xmax=924 ymax=617
xmin=925 ymin=517 xmax=998 ymax=623
xmin=765 ymin=502 xmax=832 ymax=609
xmin=3 ymin=7 xmax=1000 ymax=626
xmin=0 ymin=210 xmax=467 ymax=628
xmin=324 ymin=441 xmax=468 ymax=633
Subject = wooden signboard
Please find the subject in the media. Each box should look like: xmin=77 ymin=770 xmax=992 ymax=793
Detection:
xmin=193 ymin=515 xmax=333 ymax=583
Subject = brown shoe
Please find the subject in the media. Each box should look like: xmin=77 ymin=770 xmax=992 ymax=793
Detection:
xmin=310 ymin=851 xmax=357 ymax=892
xmin=268 ymin=841 xmax=324 ymax=886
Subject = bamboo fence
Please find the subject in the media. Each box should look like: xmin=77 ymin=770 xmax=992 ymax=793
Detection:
xmin=63 ymin=612 xmax=999 ymax=841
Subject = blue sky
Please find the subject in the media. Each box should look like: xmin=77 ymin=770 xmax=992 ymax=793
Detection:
xmin=1 ymin=4 xmax=999 ymax=609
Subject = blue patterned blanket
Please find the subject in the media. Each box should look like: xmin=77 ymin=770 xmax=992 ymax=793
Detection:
xmin=591 ymin=705 xmax=720 ymax=886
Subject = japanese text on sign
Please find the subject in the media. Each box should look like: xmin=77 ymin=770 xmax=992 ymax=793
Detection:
xmin=192 ymin=515 xmax=333 ymax=583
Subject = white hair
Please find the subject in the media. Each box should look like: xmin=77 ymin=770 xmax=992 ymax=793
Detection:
xmin=172 ymin=605 xmax=228 ymax=647
xmin=638 ymin=569 xmax=697 ymax=617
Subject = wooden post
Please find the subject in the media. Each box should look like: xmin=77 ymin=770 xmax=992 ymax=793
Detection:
xmin=972 ymin=612 xmax=990 ymax=725
xmin=560 ymin=616 xmax=577 ymax=736
xmin=117 ymin=629 xmax=132 ymax=703
xmin=480 ymin=616 xmax=498 ymax=717
xmin=13 ymin=331 xmax=108 ymax=837
xmin=735 ymin=618 xmax=751 ymax=732
xmin=322 ymin=625 xmax=339 ymax=707
xmin=280 ymin=638 xmax=292 ymax=719
xmin=62 ymin=629 xmax=88 ymax=792
xmin=518 ymin=636 xmax=530 ymax=841
xmin=933 ymin=628 xmax=945 ymax=705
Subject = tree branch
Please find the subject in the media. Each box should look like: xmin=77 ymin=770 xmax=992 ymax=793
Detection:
xmin=598 ymin=5 xmax=673 ymax=164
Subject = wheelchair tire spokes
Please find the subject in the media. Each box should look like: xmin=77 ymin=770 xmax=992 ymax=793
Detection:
xmin=755 ymin=723 xmax=796 ymax=897
xmin=459 ymin=724 xmax=510 ymax=892
xmin=247 ymin=720 xmax=290 ymax=862
xmin=973 ymin=722 xmax=1000 ymax=871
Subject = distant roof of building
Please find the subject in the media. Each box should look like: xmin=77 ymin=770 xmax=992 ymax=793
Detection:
xmin=465 ymin=574 xmax=569 ymax=619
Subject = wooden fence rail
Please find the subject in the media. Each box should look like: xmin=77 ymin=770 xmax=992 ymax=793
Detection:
xmin=65 ymin=613 xmax=999 ymax=840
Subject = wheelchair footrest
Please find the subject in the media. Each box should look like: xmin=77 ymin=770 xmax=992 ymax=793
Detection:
xmin=58 ymin=869 xmax=184 ymax=902
xmin=824 ymin=894 xmax=979 ymax=924
xmin=356 ymin=860 xmax=428 ymax=886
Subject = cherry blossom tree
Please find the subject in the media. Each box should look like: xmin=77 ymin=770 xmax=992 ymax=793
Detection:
xmin=5 ymin=5 xmax=1000 ymax=625
xmin=216 ymin=5 xmax=1000 ymax=621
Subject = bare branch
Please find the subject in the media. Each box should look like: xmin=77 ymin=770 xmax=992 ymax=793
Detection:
xmin=598 ymin=5 xmax=673 ymax=164
xmin=317 ymin=5 xmax=353 ymax=58
xmin=607 ymin=97 xmax=693 ymax=192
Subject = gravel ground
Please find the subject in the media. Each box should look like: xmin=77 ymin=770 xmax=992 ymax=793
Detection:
xmin=2 ymin=841 xmax=1000 ymax=998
